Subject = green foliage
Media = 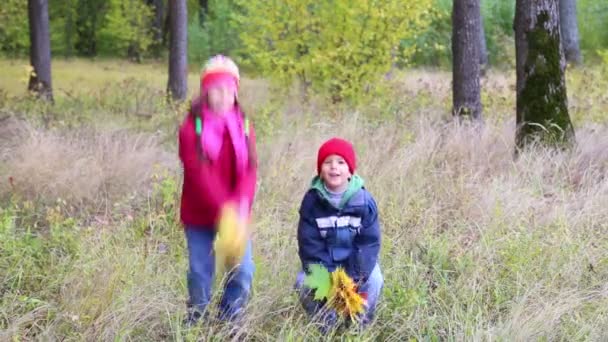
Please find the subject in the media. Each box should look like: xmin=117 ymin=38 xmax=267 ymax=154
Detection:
xmin=49 ymin=0 xmax=79 ymax=56
xmin=304 ymin=264 xmax=331 ymax=300
xmin=0 ymin=0 xmax=28 ymax=56
xmin=403 ymin=0 xmax=607 ymax=68
xmin=98 ymin=0 xmax=155 ymax=60
xmin=403 ymin=0 xmax=518 ymax=68
xmin=1 ymin=0 xmax=608 ymax=67
xmin=401 ymin=0 xmax=451 ymax=68
xmin=187 ymin=0 xmax=201 ymax=22
xmin=235 ymin=0 xmax=433 ymax=102
xmin=74 ymin=0 xmax=108 ymax=56
xmin=481 ymin=0 xmax=516 ymax=35
xmin=600 ymin=50 xmax=608 ymax=66
xmin=0 ymin=202 xmax=81 ymax=297
xmin=188 ymin=0 xmax=241 ymax=67
xmin=481 ymin=0 xmax=517 ymax=66
xmin=188 ymin=18 xmax=209 ymax=66
xmin=578 ymin=0 xmax=608 ymax=59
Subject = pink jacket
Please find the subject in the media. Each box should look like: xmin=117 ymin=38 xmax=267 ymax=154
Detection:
xmin=178 ymin=99 xmax=257 ymax=229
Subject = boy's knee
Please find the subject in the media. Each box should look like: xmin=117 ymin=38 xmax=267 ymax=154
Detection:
xmin=368 ymin=265 xmax=384 ymax=290
xmin=295 ymin=272 xmax=317 ymax=304
xmin=361 ymin=264 xmax=383 ymax=301
xmin=294 ymin=271 xmax=306 ymax=290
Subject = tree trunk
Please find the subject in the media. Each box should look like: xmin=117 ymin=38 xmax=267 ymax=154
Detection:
xmin=28 ymin=0 xmax=53 ymax=102
xmin=452 ymin=0 xmax=482 ymax=120
xmin=167 ymin=0 xmax=188 ymax=102
xmin=515 ymin=0 xmax=574 ymax=148
xmin=559 ymin=0 xmax=582 ymax=65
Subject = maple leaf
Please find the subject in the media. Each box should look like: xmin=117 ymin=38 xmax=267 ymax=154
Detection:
xmin=303 ymin=264 xmax=331 ymax=300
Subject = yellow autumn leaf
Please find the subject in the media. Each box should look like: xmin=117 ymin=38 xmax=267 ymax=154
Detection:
xmin=214 ymin=204 xmax=248 ymax=274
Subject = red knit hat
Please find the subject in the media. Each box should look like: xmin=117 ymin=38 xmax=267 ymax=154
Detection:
xmin=317 ymin=138 xmax=356 ymax=175
xmin=200 ymin=55 xmax=240 ymax=97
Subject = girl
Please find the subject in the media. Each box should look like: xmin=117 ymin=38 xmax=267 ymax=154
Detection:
xmin=178 ymin=55 xmax=257 ymax=325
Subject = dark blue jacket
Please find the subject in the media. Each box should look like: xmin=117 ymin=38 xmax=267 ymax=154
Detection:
xmin=297 ymin=175 xmax=381 ymax=282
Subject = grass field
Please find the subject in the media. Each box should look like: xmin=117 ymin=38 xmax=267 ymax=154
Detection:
xmin=1 ymin=59 xmax=608 ymax=341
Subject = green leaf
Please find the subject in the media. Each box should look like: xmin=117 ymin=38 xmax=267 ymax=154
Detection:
xmin=303 ymin=264 xmax=331 ymax=300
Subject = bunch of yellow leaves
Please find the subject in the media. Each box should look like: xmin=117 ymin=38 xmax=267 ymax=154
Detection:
xmin=304 ymin=264 xmax=367 ymax=321
xmin=214 ymin=203 xmax=249 ymax=274
xmin=329 ymin=268 xmax=367 ymax=321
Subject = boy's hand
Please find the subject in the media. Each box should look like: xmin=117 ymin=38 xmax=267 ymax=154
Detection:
xmin=354 ymin=285 xmax=368 ymax=302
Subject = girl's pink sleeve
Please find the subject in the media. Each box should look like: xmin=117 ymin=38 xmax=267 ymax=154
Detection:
xmin=233 ymin=122 xmax=258 ymax=215
xmin=179 ymin=115 xmax=231 ymax=212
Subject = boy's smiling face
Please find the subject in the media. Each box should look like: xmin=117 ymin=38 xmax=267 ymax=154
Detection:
xmin=320 ymin=154 xmax=351 ymax=192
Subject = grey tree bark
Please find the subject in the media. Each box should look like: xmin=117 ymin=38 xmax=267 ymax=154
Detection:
xmin=514 ymin=0 xmax=575 ymax=148
xmin=167 ymin=0 xmax=188 ymax=102
xmin=452 ymin=0 xmax=482 ymax=120
xmin=28 ymin=0 xmax=53 ymax=102
xmin=559 ymin=0 xmax=582 ymax=65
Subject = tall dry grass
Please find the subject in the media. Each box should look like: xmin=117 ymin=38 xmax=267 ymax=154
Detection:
xmin=250 ymin=113 xmax=608 ymax=339
xmin=0 ymin=117 xmax=175 ymax=216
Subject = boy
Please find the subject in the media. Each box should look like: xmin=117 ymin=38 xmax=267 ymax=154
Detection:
xmin=295 ymin=137 xmax=383 ymax=330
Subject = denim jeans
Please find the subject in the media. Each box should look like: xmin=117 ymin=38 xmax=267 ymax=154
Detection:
xmin=185 ymin=226 xmax=255 ymax=321
xmin=294 ymin=263 xmax=383 ymax=329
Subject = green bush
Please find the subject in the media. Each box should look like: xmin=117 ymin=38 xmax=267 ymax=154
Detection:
xmin=578 ymin=0 xmax=608 ymax=60
xmin=400 ymin=0 xmax=451 ymax=68
xmin=235 ymin=0 xmax=433 ymax=102
xmin=0 ymin=0 xmax=28 ymax=57
xmin=188 ymin=0 xmax=241 ymax=68
xmin=49 ymin=0 xmax=79 ymax=57
xmin=97 ymin=0 xmax=155 ymax=60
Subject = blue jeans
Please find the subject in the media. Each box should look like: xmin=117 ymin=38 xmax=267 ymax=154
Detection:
xmin=185 ymin=226 xmax=255 ymax=321
xmin=294 ymin=263 xmax=383 ymax=329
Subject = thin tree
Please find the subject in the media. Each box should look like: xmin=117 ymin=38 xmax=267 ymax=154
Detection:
xmin=147 ymin=0 xmax=165 ymax=49
xmin=514 ymin=0 xmax=575 ymax=148
xmin=559 ymin=0 xmax=582 ymax=65
xmin=28 ymin=0 xmax=53 ymax=102
xmin=452 ymin=0 xmax=482 ymax=120
xmin=167 ymin=0 xmax=188 ymax=102
xmin=199 ymin=0 xmax=209 ymax=25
